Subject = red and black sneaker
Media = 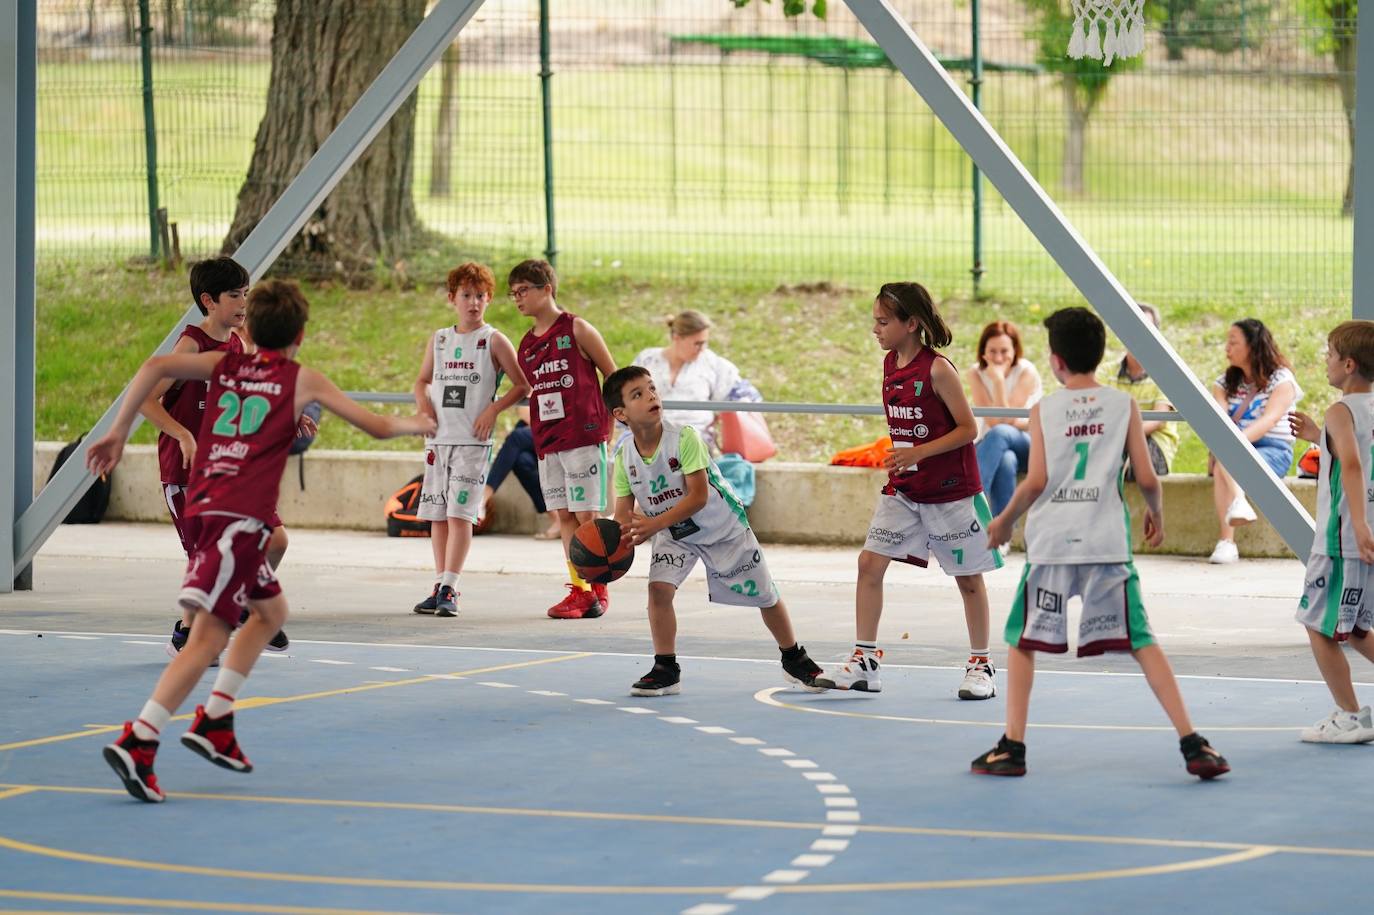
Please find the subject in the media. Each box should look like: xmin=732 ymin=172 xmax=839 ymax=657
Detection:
xmin=547 ymin=584 xmax=604 ymax=619
xmin=1180 ymin=732 xmax=1229 ymax=780
xmin=591 ymin=582 xmax=610 ymax=613
xmin=103 ymin=722 xmax=165 ymax=803
xmin=180 ymin=706 xmax=253 ymax=773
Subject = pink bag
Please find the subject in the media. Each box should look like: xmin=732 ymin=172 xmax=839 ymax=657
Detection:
xmin=718 ymin=410 xmax=777 ymax=463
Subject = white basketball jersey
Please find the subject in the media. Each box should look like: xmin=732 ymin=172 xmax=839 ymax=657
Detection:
xmin=428 ymin=325 xmax=500 ymax=445
xmin=1025 ymin=386 xmax=1133 ymax=565
xmin=619 ymin=422 xmax=748 ymax=545
xmin=1313 ymin=392 xmax=1374 ymax=558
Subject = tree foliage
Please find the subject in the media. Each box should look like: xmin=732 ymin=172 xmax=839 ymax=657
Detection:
xmin=1148 ymin=0 xmax=1275 ymax=61
xmin=728 ymin=0 xmax=828 ymax=18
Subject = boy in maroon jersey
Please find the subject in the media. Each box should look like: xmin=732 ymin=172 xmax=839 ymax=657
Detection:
xmin=139 ymin=258 xmax=295 ymax=658
xmin=87 ymin=279 xmax=435 ymax=803
xmin=511 ymin=259 xmax=618 ymax=619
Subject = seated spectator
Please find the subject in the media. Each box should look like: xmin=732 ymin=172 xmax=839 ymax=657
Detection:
xmin=1101 ymin=302 xmax=1178 ymax=480
xmin=633 ymin=310 xmax=741 ymax=452
xmin=480 ymin=403 xmax=559 ymax=539
xmin=1208 ymin=318 xmax=1302 ymax=564
xmin=966 ymin=320 xmax=1043 ymax=518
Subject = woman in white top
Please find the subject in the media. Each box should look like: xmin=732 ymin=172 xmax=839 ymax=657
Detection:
xmin=966 ymin=320 xmax=1044 ymax=517
xmin=633 ymin=310 xmax=742 ymax=451
xmin=1208 ymin=318 xmax=1302 ymax=564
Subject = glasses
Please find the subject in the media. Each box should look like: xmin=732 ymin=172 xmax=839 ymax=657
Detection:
xmin=508 ymin=284 xmax=545 ymax=300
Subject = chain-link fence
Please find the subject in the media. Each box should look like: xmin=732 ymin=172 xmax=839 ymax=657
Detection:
xmin=35 ymin=0 xmax=1355 ymax=307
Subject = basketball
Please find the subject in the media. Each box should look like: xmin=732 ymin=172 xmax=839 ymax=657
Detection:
xmin=569 ymin=518 xmax=634 ymax=584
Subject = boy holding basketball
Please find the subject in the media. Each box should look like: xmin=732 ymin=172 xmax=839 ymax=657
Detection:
xmin=974 ymin=307 xmax=1229 ymax=780
xmin=87 ymin=279 xmax=434 ymax=803
xmin=410 ymin=262 xmax=531 ymax=617
xmin=512 ymin=259 xmax=618 ymax=619
xmin=602 ymin=365 xmax=824 ymax=695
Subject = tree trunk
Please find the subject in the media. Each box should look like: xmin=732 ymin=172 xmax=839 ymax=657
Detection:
xmin=1061 ymin=75 xmax=1088 ymax=196
xmin=162 ymin=0 xmax=177 ymax=45
xmin=1335 ymin=27 xmax=1357 ymax=216
xmin=223 ymin=0 xmax=427 ymax=278
xmin=429 ymin=42 xmax=461 ymax=198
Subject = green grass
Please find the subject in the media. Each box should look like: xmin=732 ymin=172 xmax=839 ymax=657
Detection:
xmin=35 ymin=264 xmax=1345 ymax=473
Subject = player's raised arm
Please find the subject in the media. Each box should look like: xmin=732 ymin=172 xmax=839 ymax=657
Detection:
xmin=299 ymin=366 xmax=436 ymax=441
xmin=572 ymin=315 xmax=617 ymax=380
xmin=87 ymin=351 xmax=228 ymax=476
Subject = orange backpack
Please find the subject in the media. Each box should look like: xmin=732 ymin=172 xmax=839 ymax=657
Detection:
xmin=830 ymin=436 xmax=893 ymax=468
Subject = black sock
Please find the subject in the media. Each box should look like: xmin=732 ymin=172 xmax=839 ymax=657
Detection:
xmin=654 ymin=653 xmax=678 ymax=669
xmin=779 ymin=642 xmax=804 ymax=659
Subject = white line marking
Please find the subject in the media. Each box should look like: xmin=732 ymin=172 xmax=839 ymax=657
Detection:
xmin=259 ymin=652 xmax=290 ymax=659
xmin=791 ymin=854 xmax=835 ymax=868
xmin=618 ymin=707 xmax=658 ymax=715
xmin=782 ymin=759 xmax=818 ymax=769
xmin=822 ymin=825 xmax=859 ymax=837
xmin=802 ymin=772 xmax=837 ymax=782
xmin=826 ymin=811 xmax=861 ymax=823
xmin=823 ymin=796 xmax=859 ymax=808
xmin=811 ymin=839 xmax=850 ymax=852
xmin=528 ymin=689 xmax=566 ymax=696
xmin=695 ymin=726 xmax=734 ymax=734
xmin=758 ymin=747 xmax=794 ymax=757
xmin=659 ymin=716 xmax=698 ymax=724
xmin=369 ymin=666 xmax=409 ymax=672
xmin=309 ymin=659 xmax=352 ymax=666
xmin=56 ymin=635 xmax=100 ymax=640
xmin=681 ymin=905 xmax=735 ymax=915
xmin=725 ymin=887 xmax=777 ymax=901
xmin=121 ymin=640 xmax=162 ymax=646
xmin=761 ymin=869 xmax=809 ymax=884
xmin=477 ymin=682 xmax=518 ymax=688
xmin=729 ymin=737 xmax=765 ymax=746
xmin=575 ymin=699 xmax=614 ymax=706
xmin=429 ymin=674 xmax=465 ymax=680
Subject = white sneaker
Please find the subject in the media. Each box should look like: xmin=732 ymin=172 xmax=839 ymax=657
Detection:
xmin=1208 ymin=540 xmax=1239 ymax=564
xmin=813 ymin=649 xmax=882 ymax=692
xmin=1226 ymin=495 xmax=1257 ymax=527
xmin=958 ymin=659 xmax=997 ymax=700
xmin=1301 ymin=708 xmax=1374 ymax=744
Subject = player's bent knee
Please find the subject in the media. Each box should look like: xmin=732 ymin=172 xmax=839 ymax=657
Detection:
xmin=857 ymin=550 xmax=889 ymax=580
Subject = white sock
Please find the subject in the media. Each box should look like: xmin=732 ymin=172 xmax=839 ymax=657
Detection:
xmin=440 ymin=571 xmax=460 ymax=589
xmin=133 ymin=700 xmax=171 ymax=741
xmin=205 ymin=668 xmax=247 ymax=718
xmin=854 ymin=641 xmax=877 ymax=656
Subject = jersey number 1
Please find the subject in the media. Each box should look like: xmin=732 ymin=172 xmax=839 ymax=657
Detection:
xmin=212 ymin=392 xmax=271 ymax=437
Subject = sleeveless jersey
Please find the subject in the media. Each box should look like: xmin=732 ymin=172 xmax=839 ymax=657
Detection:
xmin=619 ymin=422 xmax=749 ymax=545
xmin=881 ymin=347 xmax=981 ymax=504
xmin=1313 ymin=392 xmax=1374 ymax=558
xmin=1025 ymin=386 xmax=1133 ymax=565
xmin=158 ymin=325 xmax=243 ymax=485
xmin=428 ymin=324 xmax=501 ymax=445
xmin=518 ymin=311 xmax=610 ymax=458
xmin=184 ymin=351 xmax=302 ymax=526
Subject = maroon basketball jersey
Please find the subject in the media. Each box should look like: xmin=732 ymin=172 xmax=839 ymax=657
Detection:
xmin=158 ymin=326 xmax=244 ymax=484
xmin=881 ymin=347 xmax=982 ymax=504
xmin=184 ymin=350 xmax=301 ymax=525
xmin=518 ymin=311 xmax=610 ymax=458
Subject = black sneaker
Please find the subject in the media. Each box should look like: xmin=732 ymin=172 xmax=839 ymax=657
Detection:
xmin=780 ymin=644 xmax=825 ymax=692
xmin=435 ymin=586 xmax=459 ymax=618
xmin=165 ymin=620 xmax=189 ymax=658
xmin=971 ymin=735 xmax=1027 ymax=776
xmin=631 ymin=662 xmax=681 ymax=697
xmin=413 ymin=584 xmax=440 ymax=615
xmin=1180 ymin=732 xmax=1230 ymax=780
xmin=103 ymin=722 xmax=166 ymax=803
xmin=266 ymin=629 xmax=289 ymax=652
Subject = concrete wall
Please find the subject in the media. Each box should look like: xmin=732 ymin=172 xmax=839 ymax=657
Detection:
xmin=33 ymin=443 xmax=1314 ymax=558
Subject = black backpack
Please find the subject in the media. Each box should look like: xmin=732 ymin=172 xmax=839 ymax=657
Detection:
xmin=47 ymin=435 xmax=112 ymax=524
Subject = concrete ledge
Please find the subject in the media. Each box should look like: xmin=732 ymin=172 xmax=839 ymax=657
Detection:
xmin=32 ymin=443 xmax=1312 ymax=559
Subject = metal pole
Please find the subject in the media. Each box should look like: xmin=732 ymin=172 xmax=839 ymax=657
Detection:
xmin=839 ymin=65 xmax=850 ymax=215
xmin=844 ymin=0 xmax=1314 ymax=557
xmin=538 ymin=0 xmax=556 ymax=266
xmin=138 ymin=0 xmax=161 ymax=259
xmin=667 ymin=40 xmax=677 ymax=217
xmin=970 ymin=0 xmax=985 ymax=296
xmin=719 ymin=49 xmax=728 ymax=212
xmin=14 ymin=0 xmax=493 ymax=578
xmin=1355 ymin=3 xmax=1373 ymax=318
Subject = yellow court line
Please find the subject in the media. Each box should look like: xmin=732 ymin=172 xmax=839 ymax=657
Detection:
xmin=0 ymin=653 xmax=592 ymax=753
xmin=754 ymin=687 xmax=1303 ymax=732
xmin=0 ymin=787 xmax=37 ymax=803
xmin=0 ymin=889 xmax=441 ymax=915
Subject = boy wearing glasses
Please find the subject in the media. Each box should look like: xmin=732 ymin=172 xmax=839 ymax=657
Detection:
xmin=511 ymin=259 xmax=619 ymax=618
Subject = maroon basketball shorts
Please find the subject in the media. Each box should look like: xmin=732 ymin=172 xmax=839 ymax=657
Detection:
xmin=178 ymin=514 xmax=282 ymax=629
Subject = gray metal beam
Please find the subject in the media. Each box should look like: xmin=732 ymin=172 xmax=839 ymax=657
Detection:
xmin=1 ymin=0 xmax=21 ymax=591
xmin=1355 ymin=4 xmax=1373 ymax=319
xmin=845 ymin=0 xmax=1314 ymax=557
xmin=12 ymin=0 xmax=491 ymax=577
xmin=11 ymin=0 xmax=36 ymax=591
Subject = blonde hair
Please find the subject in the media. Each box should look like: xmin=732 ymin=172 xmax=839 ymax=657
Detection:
xmin=665 ymin=310 xmax=712 ymax=338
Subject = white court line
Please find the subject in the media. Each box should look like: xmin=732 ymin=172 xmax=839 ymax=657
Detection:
xmin=659 ymin=716 xmax=698 ymax=724
xmin=803 ymin=772 xmax=837 ymax=782
xmin=4 ymin=630 xmax=1357 ymax=687
xmin=729 ymin=737 xmax=765 ymax=746
xmin=369 ymin=666 xmax=408 ymax=672
xmin=827 ymin=811 xmax=861 ymax=823
xmin=758 ymin=747 xmax=794 ymax=757
xmin=811 ymin=839 xmax=850 ymax=852
xmin=726 ymin=886 xmax=776 ymax=901
xmin=528 ymin=690 xmax=566 ymax=696
xmin=816 ymin=784 xmax=850 ymax=795
xmin=618 ymin=707 xmax=658 ymax=715
xmin=824 ymin=797 xmax=859 ymax=808
xmin=761 ymin=869 xmax=809 ymax=883
xmin=575 ymin=699 xmax=614 ymax=706
xmin=55 ymin=635 xmax=100 ymax=640
xmin=309 ymin=659 xmax=352 ymax=666
xmin=782 ymin=759 xmax=818 ymax=769
xmin=695 ymin=726 xmax=734 ymax=734
xmin=791 ymin=854 xmax=835 ymax=867
xmin=477 ymin=682 xmax=518 ymax=689
xmin=823 ymin=825 xmax=859 ymax=837
xmin=681 ymin=905 xmax=735 ymax=915
xmin=122 ymin=640 xmax=161 ymax=646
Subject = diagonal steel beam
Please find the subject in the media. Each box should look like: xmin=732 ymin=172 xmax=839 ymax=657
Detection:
xmin=11 ymin=0 xmax=490 ymax=580
xmin=845 ymin=0 xmax=1314 ymax=556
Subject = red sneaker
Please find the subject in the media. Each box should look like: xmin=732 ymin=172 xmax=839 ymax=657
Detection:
xmin=547 ymin=584 xmax=605 ymax=619
xmin=591 ymin=582 xmax=610 ymax=612
xmin=180 ymin=705 xmax=253 ymax=773
xmin=103 ymin=722 xmax=165 ymax=803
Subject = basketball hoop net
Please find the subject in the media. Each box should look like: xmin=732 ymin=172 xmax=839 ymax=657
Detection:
xmin=1068 ymin=0 xmax=1145 ymax=66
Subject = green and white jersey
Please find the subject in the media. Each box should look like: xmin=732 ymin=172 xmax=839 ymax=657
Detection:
xmin=614 ymin=421 xmax=749 ymax=545
xmin=1313 ymin=392 xmax=1374 ymax=559
xmin=1025 ymin=386 xmax=1133 ymax=565
xmin=429 ymin=324 xmax=500 ymax=445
